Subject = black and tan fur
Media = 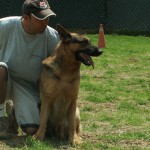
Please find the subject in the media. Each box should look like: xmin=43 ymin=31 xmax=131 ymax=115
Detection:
xmin=34 ymin=25 xmax=103 ymax=144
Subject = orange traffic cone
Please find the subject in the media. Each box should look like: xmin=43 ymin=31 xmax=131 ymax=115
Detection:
xmin=98 ymin=24 xmax=106 ymax=48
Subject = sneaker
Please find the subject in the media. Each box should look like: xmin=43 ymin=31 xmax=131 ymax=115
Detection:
xmin=6 ymin=100 xmax=18 ymax=135
xmin=0 ymin=116 xmax=12 ymax=140
xmin=0 ymin=100 xmax=18 ymax=140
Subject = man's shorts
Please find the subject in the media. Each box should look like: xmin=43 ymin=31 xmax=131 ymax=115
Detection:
xmin=0 ymin=62 xmax=40 ymax=129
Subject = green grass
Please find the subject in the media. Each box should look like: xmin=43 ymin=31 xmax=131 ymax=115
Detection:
xmin=78 ymin=34 xmax=150 ymax=150
xmin=2 ymin=34 xmax=150 ymax=150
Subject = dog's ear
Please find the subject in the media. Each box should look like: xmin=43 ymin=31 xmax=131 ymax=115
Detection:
xmin=56 ymin=24 xmax=72 ymax=42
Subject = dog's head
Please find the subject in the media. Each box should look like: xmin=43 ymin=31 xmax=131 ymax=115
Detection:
xmin=56 ymin=24 xmax=103 ymax=68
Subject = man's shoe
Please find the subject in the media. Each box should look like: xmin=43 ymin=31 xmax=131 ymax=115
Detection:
xmin=0 ymin=116 xmax=12 ymax=140
xmin=0 ymin=100 xmax=18 ymax=140
xmin=6 ymin=100 xmax=18 ymax=135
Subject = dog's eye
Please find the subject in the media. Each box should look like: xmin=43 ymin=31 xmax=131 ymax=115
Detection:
xmin=81 ymin=38 xmax=90 ymax=45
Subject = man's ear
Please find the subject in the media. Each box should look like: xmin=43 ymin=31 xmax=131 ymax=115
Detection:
xmin=22 ymin=14 xmax=31 ymax=21
xmin=56 ymin=24 xmax=72 ymax=42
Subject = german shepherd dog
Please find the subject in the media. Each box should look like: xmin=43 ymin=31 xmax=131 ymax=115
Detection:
xmin=34 ymin=25 xmax=103 ymax=144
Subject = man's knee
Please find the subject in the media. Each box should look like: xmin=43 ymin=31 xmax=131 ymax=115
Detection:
xmin=22 ymin=127 xmax=38 ymax=136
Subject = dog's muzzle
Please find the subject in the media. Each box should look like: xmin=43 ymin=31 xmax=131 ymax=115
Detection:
xmin=85 ymin=47 xmax=103 ymax=56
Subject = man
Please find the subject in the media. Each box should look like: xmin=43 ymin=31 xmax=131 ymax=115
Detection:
xmin=0 ymin=0 xmax=60 ymax=139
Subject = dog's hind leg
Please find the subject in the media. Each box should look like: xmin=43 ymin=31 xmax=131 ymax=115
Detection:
xmin=75 ymin=107 xmax=81 ymax=135
xmin=75 ymin=107 xmax=82 ymax=142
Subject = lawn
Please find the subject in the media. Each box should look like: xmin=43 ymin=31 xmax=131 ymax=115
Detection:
xmin=0 ymin=34 xmax=150 ymax=150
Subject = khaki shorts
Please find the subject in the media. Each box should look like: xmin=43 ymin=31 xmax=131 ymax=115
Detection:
xmin=1 ymin=62 xmax=40 ymax=129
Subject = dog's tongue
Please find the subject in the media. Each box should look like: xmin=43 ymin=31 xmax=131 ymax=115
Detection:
xmin=80 ymin=53 xmax=94 ymax=68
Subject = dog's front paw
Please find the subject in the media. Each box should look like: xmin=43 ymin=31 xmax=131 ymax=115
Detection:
xmin=33 ymin=132 xmax=45 ymax=141
xmin=70 ymin=134 xmax=82 ymax=145
xmin=74 ymin=136 xmax=82 ymax=145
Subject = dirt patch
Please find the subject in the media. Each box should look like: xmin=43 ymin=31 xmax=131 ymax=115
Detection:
xmin=0 ymin=135 xmax=27 ymax=149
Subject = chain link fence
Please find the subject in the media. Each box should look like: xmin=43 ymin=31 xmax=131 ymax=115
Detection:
xmin=106 ymin=0 xmax=150 ymax=35
xmin=0 ymin=0 xmax=150 ymax=35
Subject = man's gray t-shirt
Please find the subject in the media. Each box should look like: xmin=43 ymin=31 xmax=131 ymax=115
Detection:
xmin=0 ymin=16 xmax=59 ymax=84
xmin=0 ymin=16 xmax=60 ymax=126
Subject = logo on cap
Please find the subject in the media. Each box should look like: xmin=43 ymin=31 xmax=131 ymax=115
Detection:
xmin=40 ymin=2 xmax=47 ymax=9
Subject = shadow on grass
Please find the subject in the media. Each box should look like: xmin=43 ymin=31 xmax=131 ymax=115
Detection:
xmin=2 ymin=135 xmax=74 ymax=149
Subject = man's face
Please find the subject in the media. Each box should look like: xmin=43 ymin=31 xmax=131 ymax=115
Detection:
xmin=27 ymin=14 xmax=49 ymax=34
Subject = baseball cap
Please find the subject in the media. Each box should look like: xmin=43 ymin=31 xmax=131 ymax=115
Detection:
xmin=22 ymin=0 xmax=56 ymax=20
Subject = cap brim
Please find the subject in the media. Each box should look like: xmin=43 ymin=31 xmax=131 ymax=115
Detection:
xmin=32 ymin=9 xmax=56 ymax=20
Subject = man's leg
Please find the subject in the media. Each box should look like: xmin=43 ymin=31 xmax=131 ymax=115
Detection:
xmin=0 ymin=64 xmax=10 ymax=139
xmin=0 ymin=65 xmax=7 ymax=112
xmin=0 ymin=63 xmax=19 ymax=140
xmin=0 ymin=63 xmax=38 ymax=137
xmin=12 ymin=81 xmax=40 ymax=136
